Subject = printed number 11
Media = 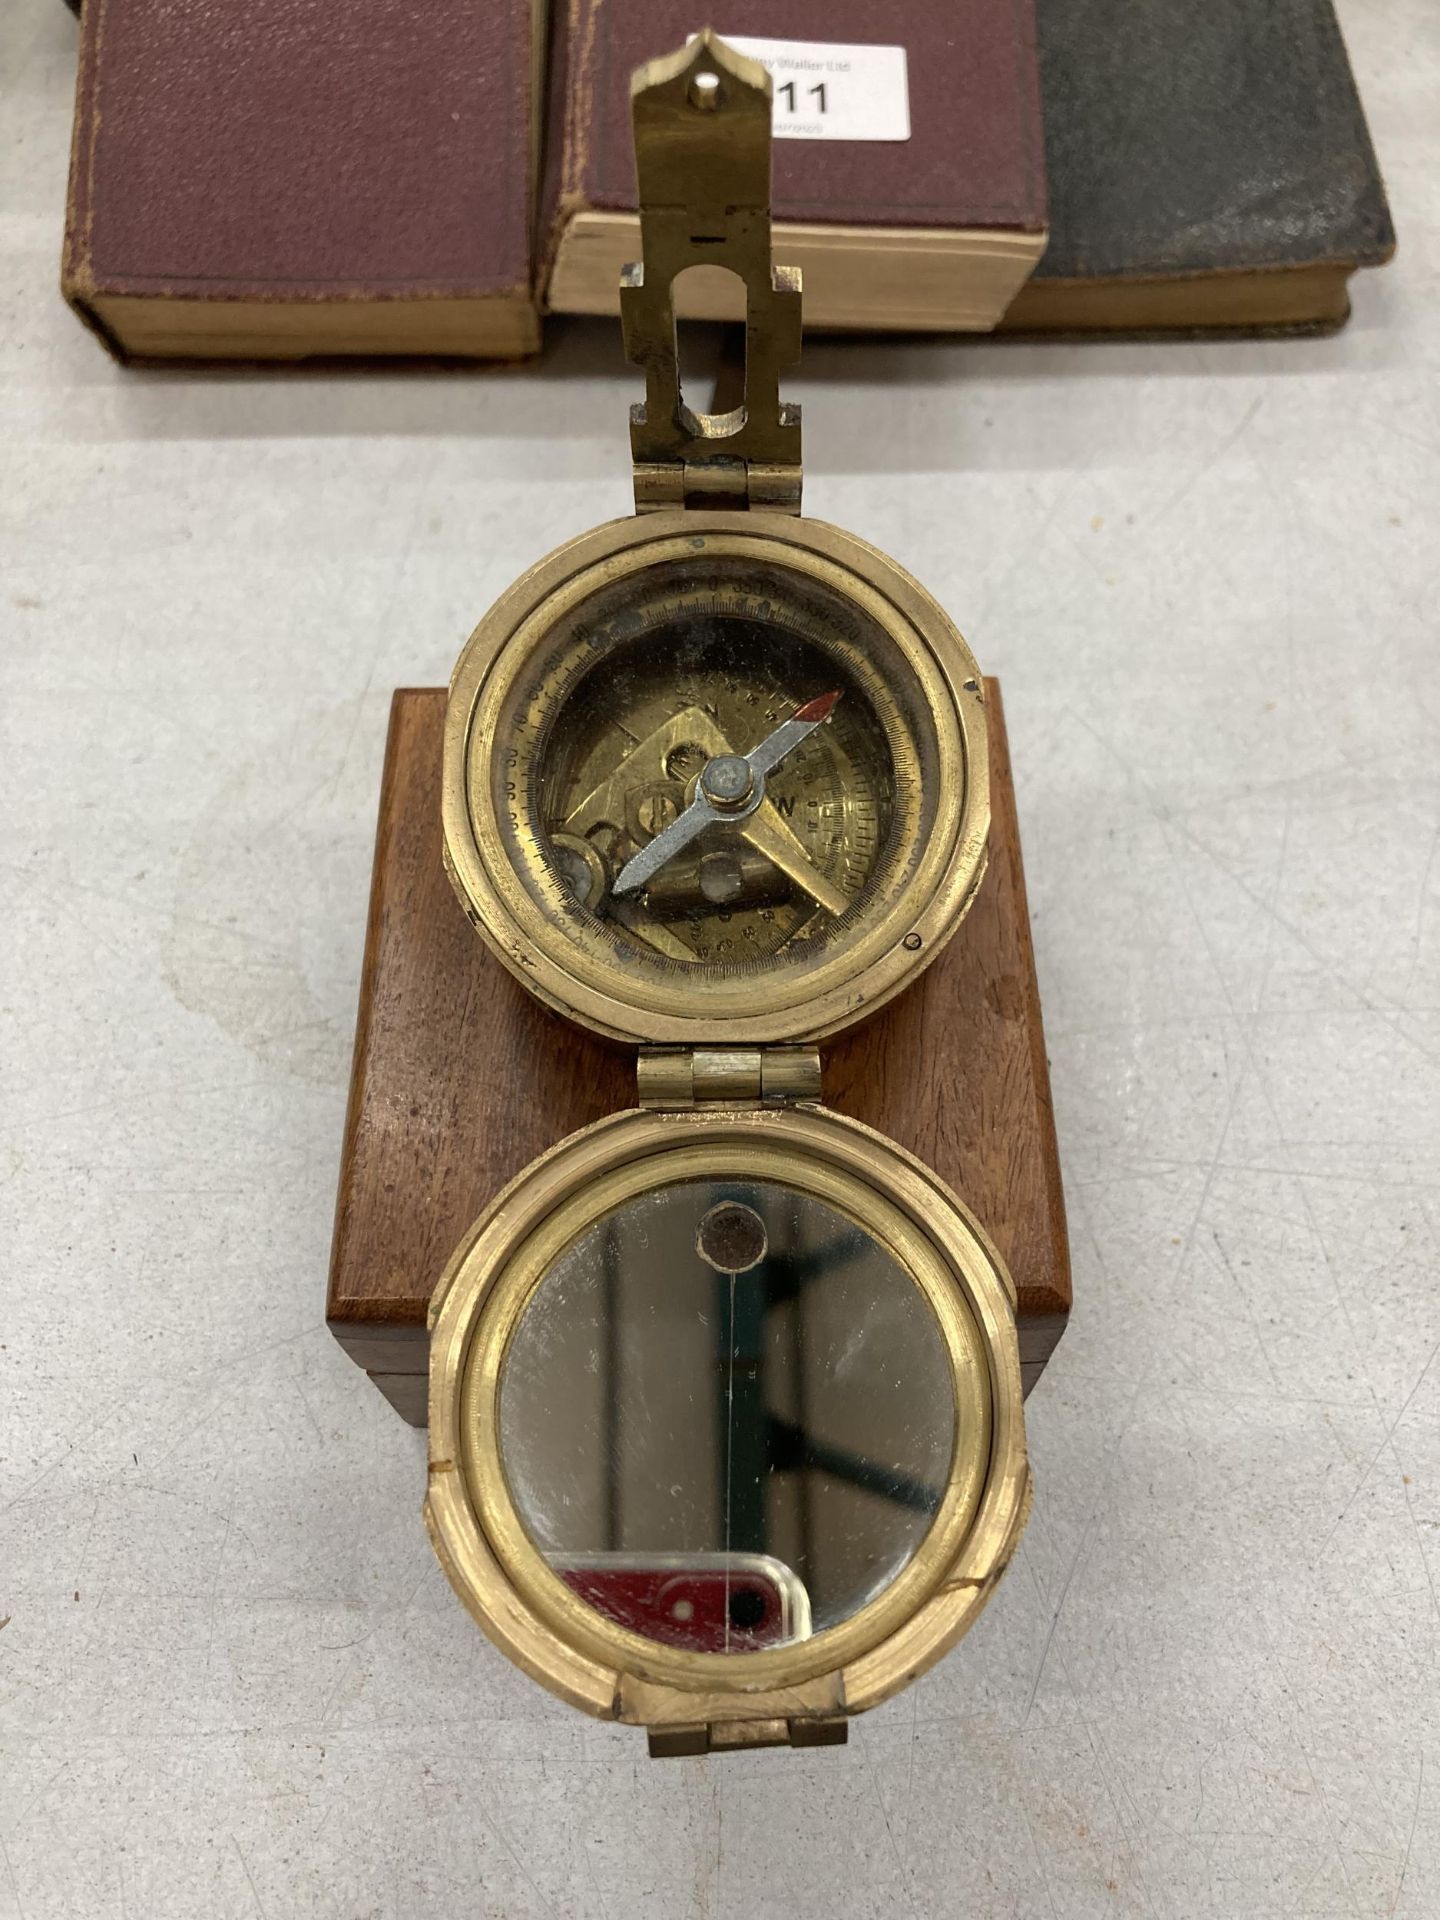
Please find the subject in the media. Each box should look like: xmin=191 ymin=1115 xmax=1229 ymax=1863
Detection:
xmin=776 ymin=81 xmax=828 ymax=114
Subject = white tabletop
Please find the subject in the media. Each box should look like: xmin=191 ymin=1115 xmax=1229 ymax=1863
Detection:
xmin=3 ymin=2 xmax=1437 ymax=1915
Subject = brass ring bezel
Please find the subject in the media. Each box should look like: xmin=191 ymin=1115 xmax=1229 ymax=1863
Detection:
xmin=425 ymin=1106 xmax=1030 ymax=1727
xmin=441 ymin=511 xmax=990 ymax=1046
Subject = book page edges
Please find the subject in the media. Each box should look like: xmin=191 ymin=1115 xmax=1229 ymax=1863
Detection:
xmin=1001 ymin=262 xmax=1357 ymax=334
xmin=78 ymin=291 xmax=541 ymax=361
xmin=546 ymin=209 xmax=1046 ymax=333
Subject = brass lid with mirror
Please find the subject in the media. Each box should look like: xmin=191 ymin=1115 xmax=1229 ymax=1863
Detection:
xmin=426 ymin=32 xmax=1030 ymax=1756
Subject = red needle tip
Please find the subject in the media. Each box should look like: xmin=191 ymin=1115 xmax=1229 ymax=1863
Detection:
xmin=793 ymin=690 xmax=841 ymax=724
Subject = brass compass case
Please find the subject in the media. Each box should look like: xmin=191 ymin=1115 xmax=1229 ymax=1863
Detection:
xmin=442 ymin=513 xmax=989 ymax=1044
xmin=427 ymin=34 xmax=1031 ymax=1755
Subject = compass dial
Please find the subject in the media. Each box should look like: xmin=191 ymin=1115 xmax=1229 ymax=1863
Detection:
xmin=505 ymin=569 xmax=907 ymax=967
xmin=446 ymin=518 xmax=988 ymax=1044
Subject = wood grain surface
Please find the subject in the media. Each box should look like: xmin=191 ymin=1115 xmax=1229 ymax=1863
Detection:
xmin=327 ymin=683 xmax=1069 ymax=1422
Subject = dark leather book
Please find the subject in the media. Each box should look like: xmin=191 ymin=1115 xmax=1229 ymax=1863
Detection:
xmin=1002 ymin=0 xmax=1395 ymax=333
xmin=539 ymin=1 xmax=1049 ymax=332
xmin=63 ymin=0 xmax=543 ymax=361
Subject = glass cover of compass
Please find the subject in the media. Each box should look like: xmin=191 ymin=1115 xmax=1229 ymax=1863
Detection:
xmin=442 ymin=518 xmax=990 ymax=1046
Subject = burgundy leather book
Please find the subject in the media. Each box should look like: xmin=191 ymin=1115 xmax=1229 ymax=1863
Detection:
xmin=63 ymin=0 xmax=543 ymax=361
xmin=540 ymin=2 xmax=1049 ymax=333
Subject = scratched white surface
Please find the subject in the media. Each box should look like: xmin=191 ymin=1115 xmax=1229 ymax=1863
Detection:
xmin=3 ymin=1 xmax=1439 ymax=1913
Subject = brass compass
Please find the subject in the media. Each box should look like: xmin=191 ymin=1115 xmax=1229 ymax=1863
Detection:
xmin=427 ymin=32 xmax=1029 ymax=1756
xmin=444 ymin=512 xmax=986 ymax=1042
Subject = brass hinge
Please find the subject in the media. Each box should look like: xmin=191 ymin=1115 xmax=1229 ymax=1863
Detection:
xmin=621 ymin=32 xmax=802 ymax=516
xmin=632 ymin=456 xmax=801 ymax=516
xmin=637 ymin=1046 xmax=822 ymax=1109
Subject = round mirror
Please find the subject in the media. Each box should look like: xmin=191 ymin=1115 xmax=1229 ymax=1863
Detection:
xmin=498 ymin=1177 xmax=957 ymax=1653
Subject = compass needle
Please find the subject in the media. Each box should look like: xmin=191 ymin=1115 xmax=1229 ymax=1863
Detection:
xmin=611 ymin=791 xmax=717 ymax=897
xmin=611 ymin=691 xmax=843 ymax=901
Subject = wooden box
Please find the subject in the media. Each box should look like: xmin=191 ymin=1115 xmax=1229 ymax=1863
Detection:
xmin=327 ymin=684 xmax=1069 ymax=1423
